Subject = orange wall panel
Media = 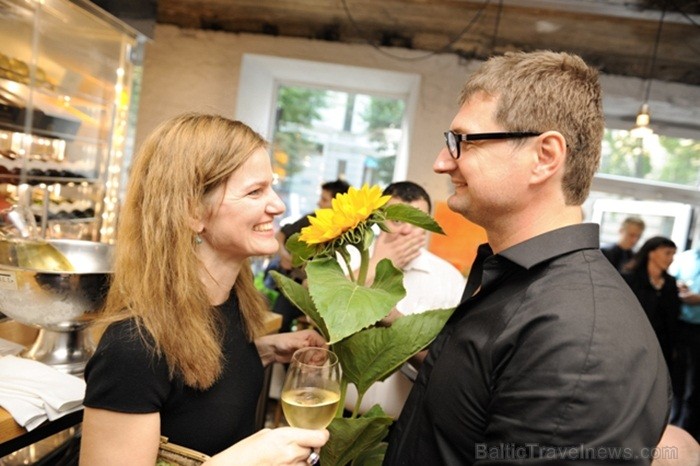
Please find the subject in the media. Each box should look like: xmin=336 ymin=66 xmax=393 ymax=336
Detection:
xmin=428 ymin=201 xmax=488 ymax=275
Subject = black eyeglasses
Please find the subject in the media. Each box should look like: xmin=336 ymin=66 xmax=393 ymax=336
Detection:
xmin=443 ymin=130 xmax=542 ymax=159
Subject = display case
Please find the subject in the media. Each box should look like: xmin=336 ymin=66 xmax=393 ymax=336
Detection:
xmin=0 ymin=0 xmax=146 ymax=243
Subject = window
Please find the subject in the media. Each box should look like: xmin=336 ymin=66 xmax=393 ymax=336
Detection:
xmin=600 ymin=129 xmax=700 ymax=188
xmin=236 ymin=55 xmax=420 ymax=222
xmin=588 ymin=197 xmax=693 ymax=250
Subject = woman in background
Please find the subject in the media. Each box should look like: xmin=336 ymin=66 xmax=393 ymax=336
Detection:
xmin=79 ymin=113 xmax=327 ymax=465
xmin=622 ymin=236 xmax=681 ymax=370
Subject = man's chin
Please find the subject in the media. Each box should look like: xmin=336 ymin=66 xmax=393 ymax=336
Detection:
xmin=446 ymin=196 xmax=468 ymax=216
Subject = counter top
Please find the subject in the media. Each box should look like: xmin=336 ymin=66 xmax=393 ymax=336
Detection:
xmin=0 ymin=311 xmax=283 ymax=455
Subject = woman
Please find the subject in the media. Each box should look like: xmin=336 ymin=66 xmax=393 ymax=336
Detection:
xmin=622 ymin=236 xmax=681 ymax=370
xmin=79 ymin=114 xmax=328 ymax=465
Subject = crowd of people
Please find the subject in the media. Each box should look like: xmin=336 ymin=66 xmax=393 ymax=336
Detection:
xmin=75 ymin=50 xmax=700 ymax=466
xmin=602 ymin=220 xmax=700 ymax=445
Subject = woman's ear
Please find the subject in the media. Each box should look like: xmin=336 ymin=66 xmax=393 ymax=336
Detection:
xmin=531 ymin=130 xmax=567 ymax=184
xmin=188 ymin=204 xmax=206 ymax=234
xmin=188 ymin=217 xmax=204 ymax=234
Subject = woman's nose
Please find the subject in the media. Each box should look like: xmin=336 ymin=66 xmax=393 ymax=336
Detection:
xmin=268 ymin=191 xmax=286 ymax=215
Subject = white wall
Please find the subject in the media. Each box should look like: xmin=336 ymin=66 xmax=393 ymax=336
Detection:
xmin=136 ymin=24 xmax=700 ymax=205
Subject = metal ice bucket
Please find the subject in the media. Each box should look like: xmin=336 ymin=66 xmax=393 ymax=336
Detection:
xmin=0 ymin=239 xmax=113 ymax=375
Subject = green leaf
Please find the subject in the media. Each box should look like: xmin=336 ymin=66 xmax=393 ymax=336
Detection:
xmin=352 ymin=442 xmax=387 ymax=466
xmin=322 ymin=412 xmax=392 ymax=466
xmin=384 ymin=203 xmax=444 ymax=234
xmin=269 ymin=271 xmax=329 ymax=340
xmin=306 ymin=258 xmax=405 ymax=344
xmin=335 ymin=308 xmax=454 ymax=394
xmin=286 ymin=232 xmax=318 ymax=266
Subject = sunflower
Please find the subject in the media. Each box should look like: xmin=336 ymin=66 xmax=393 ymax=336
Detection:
xmin=299 ymin=184 xmax=390 ymax=245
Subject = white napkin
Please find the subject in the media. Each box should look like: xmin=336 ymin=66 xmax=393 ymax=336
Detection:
xmin=0 ymin=355 xmax=85 ymax=431
xmin=0 ymin=337 xmax=24 ymax=357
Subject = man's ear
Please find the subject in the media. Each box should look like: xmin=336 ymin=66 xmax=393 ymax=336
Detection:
xmin=531 ymin=130 xmax=567 ymax=184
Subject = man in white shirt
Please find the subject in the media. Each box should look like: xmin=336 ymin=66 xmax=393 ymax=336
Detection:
xmin=344 ymin=181 xmax=466 ymax=418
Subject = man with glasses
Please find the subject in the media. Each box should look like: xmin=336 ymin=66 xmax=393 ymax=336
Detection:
xmin=383 ymin=51 xmax=669 ymax=465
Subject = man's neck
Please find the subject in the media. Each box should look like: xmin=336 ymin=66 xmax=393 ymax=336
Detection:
xmin=485 ymin=204 xmax=583 ymax=254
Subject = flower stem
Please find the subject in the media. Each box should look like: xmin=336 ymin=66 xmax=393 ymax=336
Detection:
xmin=357 ymin=246 xmax=370 ymax=287
xmin=337 ymin=377 xmax=348 ymax=418
xmin=352 ymin=393 xmax=363 ymax=419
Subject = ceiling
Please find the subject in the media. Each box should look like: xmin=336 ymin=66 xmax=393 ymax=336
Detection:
xmin=103 ymin=0 xmax=700 ymax=86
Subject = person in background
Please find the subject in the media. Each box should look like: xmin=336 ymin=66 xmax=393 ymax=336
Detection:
xmin=601 ymin=216 xmax=646 ymax=271
xmin=79 ymin=113 xmax=328 ymax=466
xmin=621 ymin=236 xmax=680 ymax=372
xmin=271 ymin=179 xmax=351 ymax=332
xmin=383 ymin=51 xmax=669 ymax=465
xmin=344 ymin=181 xmax=465 ymax=419
xmin=669 ymin=247 xmax=700 ymax=441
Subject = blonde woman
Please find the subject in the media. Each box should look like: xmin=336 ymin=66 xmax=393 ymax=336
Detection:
xmin=79 ymin=113 xmax=328 ymax=465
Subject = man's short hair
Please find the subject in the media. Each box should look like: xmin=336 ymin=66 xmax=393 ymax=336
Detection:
xmin=382 ymin=181 xmax=432 ymax=213
xmin=621 ymin=216 xmax=646 ymax=230
xmin=321 ymin=179 xmax=351 ymax=198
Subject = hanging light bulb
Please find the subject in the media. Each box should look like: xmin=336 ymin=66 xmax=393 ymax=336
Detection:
xmin=632 ymin=8 xmax=665 ymax=139
xmin=631 ymin=103 xmax=653 ymax=138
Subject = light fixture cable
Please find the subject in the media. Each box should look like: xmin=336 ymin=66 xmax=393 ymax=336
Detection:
xmin=634 ymin=6 xmax=666 ymax=137
xmin=339 ymin=0 xmax=491 ymax=62
xmin=643 ymin=7 xmax=667 ymax=105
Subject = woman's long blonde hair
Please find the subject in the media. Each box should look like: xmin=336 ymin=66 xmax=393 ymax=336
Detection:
xmin=102 ymin=113 xmax=269 ymax=389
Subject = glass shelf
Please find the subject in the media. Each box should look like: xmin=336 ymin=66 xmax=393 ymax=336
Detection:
xmin=0 ymin=0 xmax=146 ymax=242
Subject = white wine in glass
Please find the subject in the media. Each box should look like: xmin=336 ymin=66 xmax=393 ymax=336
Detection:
xmin=281 ymin=347 xmax=341 ymax=430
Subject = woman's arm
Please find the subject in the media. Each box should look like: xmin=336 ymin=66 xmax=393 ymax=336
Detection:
xmin=80 ymin=407 xmax=330 ymax=466
xmin=255 ymin=329 xmax=326 ymax=366
xmin=80 ymin=407 xmax=160 ymax=466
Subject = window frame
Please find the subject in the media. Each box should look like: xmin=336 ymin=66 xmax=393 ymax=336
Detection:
xmin=235 ymin=54 xmax=421 ymax=183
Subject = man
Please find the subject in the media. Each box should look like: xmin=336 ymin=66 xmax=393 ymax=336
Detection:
xmin=669 ymin=248 xmax=700 ymax=441
xmin=602 ymin=216 xmax=646 ymax=271
xmin=383 ymin=51 xmax=670 ymax=465
xmin=344 ymin=181 xmax=465 ymax=418
xmin=271 ymin=179 xmax=350 ymax=331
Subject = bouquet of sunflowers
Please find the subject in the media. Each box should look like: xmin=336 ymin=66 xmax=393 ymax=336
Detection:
xmin=271 ymin=184 xmax=454 ymax=466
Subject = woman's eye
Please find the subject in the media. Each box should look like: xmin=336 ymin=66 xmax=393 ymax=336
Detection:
xmin=249 ymin=188 xmax=262 ymax=196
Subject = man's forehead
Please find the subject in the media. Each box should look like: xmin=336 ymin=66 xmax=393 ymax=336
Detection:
xmin=387 ymin=197 xmax=429 ymax=212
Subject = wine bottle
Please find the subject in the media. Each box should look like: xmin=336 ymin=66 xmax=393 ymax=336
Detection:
xmin=0 ymin=238 xmax=74 ymax=272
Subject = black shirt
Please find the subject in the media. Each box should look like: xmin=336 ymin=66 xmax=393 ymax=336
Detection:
xmin=384 ymin=224 xmax=670 ymax=465
xmin=281 ymin=213 xmax=313 ymax=239
xmin=623 ymin=269 xmax=681 ymax=369
xmin=601 ymin=243 xmax=634 ymax=271
xmin=84 ymin=293 xmax=264 ymax=456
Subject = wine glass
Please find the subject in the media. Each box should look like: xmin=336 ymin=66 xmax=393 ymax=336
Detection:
xmin=281 ymin=347 xmax=341 ymax=464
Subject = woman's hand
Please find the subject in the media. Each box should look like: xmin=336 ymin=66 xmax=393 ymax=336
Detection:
xmin=204 ymin=427 xmax=329 ymax=466
xmin=255 ymin=329 xmax=326 ymax=366
xmin=679 ymin=291 xmax=700 ymax=305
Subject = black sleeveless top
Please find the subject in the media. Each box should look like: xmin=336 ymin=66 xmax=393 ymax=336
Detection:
xmin=84 ymin=293 xmax=264 ymax=456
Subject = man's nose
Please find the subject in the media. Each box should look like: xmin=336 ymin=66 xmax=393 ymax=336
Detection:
xmin=434 ymin=147 xmax=455 ymax=174
xmin=398 ymin=222 xmax=414 ymax=235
